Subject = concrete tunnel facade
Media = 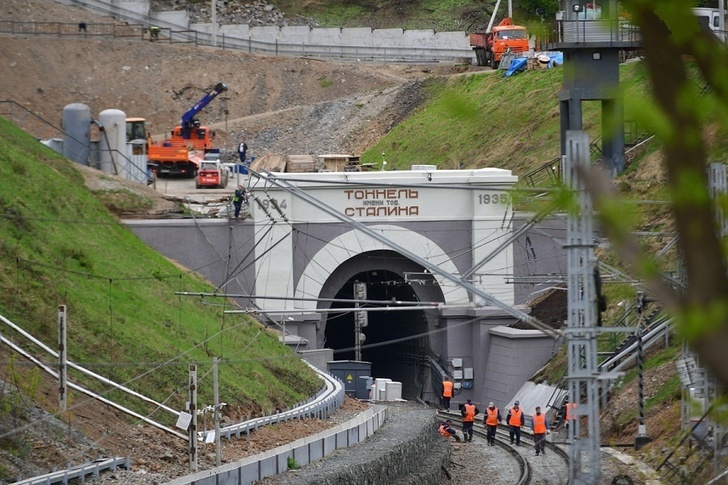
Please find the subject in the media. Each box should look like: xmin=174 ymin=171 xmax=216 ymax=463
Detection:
xmin=126 ymin=168 xmax=563 ymax=408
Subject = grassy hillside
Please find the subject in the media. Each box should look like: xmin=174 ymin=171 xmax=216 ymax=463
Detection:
xmin=0 ymin=117 xmax=320 ymax=429
xmin=357 ymin=57 xmax=727 ymax=476
xmin=270 ymin=0 xmax=558 ymax=31
xmin=273 ymin=0 xmax=490 ymax=31
xmin=360 ymin=61 xmax=653 ymax=174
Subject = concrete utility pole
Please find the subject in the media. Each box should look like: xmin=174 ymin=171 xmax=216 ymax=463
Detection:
xmin=564 ymin=131 xmax=602 ymax=484
xmin=188 ymin=364 xmax=198 ymax=472
xmin=58 ymin=305 xmax=68 ymax=412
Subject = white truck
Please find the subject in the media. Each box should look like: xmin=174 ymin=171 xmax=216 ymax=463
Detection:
xmin=693 ymin=3 xmax=727 ymax=42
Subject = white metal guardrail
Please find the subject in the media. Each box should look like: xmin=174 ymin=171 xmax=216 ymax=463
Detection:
xmin=11 ymin=457 xmax=130 ymax=485
xmin=1 ymin=310 xmax=345 ymax=483
xmin=203 ymin=361 xmax=345 ymax=442
xmin=167 ymin=404 xmax=385 ymax=485
xmin=598 ymin=318 xmax=673 ymax=373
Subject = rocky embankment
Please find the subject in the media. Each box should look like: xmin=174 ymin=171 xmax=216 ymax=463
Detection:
xmin=151 ymin=0 xmax=319 ymax=27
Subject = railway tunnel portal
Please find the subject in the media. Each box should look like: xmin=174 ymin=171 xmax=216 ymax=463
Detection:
xmin=127 ymin=168 xmax=564 ymax=407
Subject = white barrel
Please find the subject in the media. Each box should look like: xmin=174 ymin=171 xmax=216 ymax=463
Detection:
xmin=98 ymin=109 xmax=127 ymax=175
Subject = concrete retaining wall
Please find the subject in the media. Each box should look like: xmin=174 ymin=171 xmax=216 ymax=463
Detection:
xmin=313 ymin=418 xmax=449 ymax=485
xmin=71 ymin=0 xmax=475 ymax=62
xmin=481 ymin=326 xmax=561 ymax=410
xmin=165 ymin=405 xmax=388 ymax=485
xmin=164 ymin=404 xmax=451 ymax=485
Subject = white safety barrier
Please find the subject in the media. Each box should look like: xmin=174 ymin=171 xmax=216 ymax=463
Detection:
xmin=202 ymin=361 xmax=345 ymax=442
xmin=166 ymin=404 xmax=387 ymax=485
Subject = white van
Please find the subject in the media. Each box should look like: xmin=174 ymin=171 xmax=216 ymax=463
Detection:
xmin=693 ymin=6 xmax=727 ymax=42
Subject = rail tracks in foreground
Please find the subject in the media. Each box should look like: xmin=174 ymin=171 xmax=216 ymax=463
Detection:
xmin=439 ymin=411 xmax=570 ymax=485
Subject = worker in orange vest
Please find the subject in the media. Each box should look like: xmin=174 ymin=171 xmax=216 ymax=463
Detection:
xmin=438 ymin=419 xmax=461 ymax=442
xmin=442 ymin=377 xmax=454 ymax=411
xmin=460 ymin=398 xmax=480 ymax=442
xmin=531 ymin=406 xmax=550 ymax=456
xmin=506 ymin=400 xmax=524 ymax=446
xmin=564 ymin=398 xmax=577 ymax=430
xmin=483 ymin=401 xmax=501 ymax=446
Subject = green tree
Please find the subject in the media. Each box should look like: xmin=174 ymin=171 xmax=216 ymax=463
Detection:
xmin=586 ymin=0 xmax=728 ymax=388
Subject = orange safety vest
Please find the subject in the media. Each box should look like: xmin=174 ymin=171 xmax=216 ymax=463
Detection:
xmin=463 ymin=403 xmax=476 ymax=422
xmin=442 ymin=380 xmax=453 ymax=398
xmin=533 ymin=413 xmax=547 ymax=434
xmin=486 ymin=407 xmax=499 ymax=426
xmin=439 ymin=424 xmax=451 ymax=437
xmin=508 ymin=407 xmax=523 ymax=426
xmin=566 ymin=402 xmax=577 ymax=421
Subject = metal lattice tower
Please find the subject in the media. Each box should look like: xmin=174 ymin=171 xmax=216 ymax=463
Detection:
xmin=676 ymin=163 xmax=726 ymax=476
xmin=564 ymin=131 xmax=602 ymax=484
xmin=707 ymin=163 xmax=725 ymax=473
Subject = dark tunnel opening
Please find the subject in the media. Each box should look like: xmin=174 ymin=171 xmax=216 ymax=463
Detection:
xmin=324 ymin=269 xmax=431 ymax=400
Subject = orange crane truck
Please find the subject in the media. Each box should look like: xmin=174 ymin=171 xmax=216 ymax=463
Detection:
xmin=148 ymin=82 xmax=228 ymax=178
xmin=470 ymin=18 xmax=529 ymax=69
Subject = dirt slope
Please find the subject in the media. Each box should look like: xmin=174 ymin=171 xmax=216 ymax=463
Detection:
xmin=1 ymin=0 xmax=466 ymax=161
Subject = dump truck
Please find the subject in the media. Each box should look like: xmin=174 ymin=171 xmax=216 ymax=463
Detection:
xmin=470 ymin=18 xmax=529 ymax=68
xmin=148 ymin=82 xmax=228 ymax=178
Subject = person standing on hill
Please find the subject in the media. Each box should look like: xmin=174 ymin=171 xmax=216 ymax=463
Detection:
xmin=483 ymin=401 xmax=501 ymax=446
xmin=460 ymin=398 xmax=479 ymax=442
xmin=506 ymin=400 xmax=524 ymax=446
xmin=441 ymin=376 xmax=453 ymax=411
xmin=531 ymin=406 xmax=550 ymax=456
xmin=238 ymin=140 xmax=248 ymax=164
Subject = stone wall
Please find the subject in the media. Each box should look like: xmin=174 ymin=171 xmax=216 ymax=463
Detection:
xmin=298 ymin=417 xmax=449 ymax=485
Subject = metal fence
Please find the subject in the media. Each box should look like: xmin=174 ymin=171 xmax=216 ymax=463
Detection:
xmin=1 ymin=0 xmax=473 ymax=64
xmin=545 ymin=19 xmax=642 ymax=47
xmin=0 ymin=20 xmax=140 ymax=38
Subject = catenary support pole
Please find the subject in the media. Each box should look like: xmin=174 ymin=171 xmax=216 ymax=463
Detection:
xmin=564 ymin=131 xmax=602 ymax=484
xmin=213 ymin=357 xmax=221 ymax=467
xmin=189 ymin=364 xmax=198 ymax=472
xmin=635 ymin=291 xmax=650 ymax=449
xmin=58 ymin=305 xmax=67 ymax=412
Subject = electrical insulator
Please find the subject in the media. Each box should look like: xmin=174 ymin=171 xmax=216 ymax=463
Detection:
xmin=358 ymin=332 xmax=367 ymax=343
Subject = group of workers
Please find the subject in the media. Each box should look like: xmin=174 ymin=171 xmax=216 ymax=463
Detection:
xmin=439 ymin=378 xmax=575 ymax=456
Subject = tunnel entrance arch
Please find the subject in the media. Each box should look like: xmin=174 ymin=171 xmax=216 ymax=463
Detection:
xmin=318 ymin=250 xmax=445 ymax=400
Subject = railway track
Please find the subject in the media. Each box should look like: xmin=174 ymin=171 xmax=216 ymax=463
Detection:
xmin=438 ymin=411 xmax=570 ymax=484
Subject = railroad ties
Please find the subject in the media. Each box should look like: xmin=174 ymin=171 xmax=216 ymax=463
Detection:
xmin=437 ymin=410 xmax=570 ymax=485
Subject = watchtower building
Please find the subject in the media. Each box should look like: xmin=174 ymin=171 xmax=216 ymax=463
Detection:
xmin=547 ymin=0 xmax=641 ymax=176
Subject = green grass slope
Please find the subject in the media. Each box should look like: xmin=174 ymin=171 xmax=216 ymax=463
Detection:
xmin=361 ymin=61 xmax=653 ymax=174
xmin=0 ymin=116 xmax=320 ymax=426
